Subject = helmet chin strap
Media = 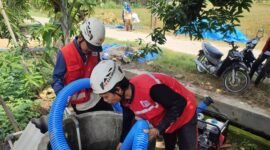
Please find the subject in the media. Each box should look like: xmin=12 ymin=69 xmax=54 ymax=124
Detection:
xmin=114 ymin=87 xmax=133 ymax=103
xmin=115 ymin=90 xmax=126 ymax=102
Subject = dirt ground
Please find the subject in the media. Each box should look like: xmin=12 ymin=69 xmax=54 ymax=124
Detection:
xmin=0 ymin=39 xmax=9 ymax=48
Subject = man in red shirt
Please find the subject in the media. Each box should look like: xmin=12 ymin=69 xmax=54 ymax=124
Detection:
xmin=51 ymin=18 xmax=112 ymax=114
xmin=90 ymin=60 xmax=198 ymax=150
xmin=249 ymin=37 xmax=270 ymax=85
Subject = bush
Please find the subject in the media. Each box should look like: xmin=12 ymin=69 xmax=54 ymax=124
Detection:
xmin=0 ymin=48 xmax=54 ymax=140
xmin=0 ymin=99 xmax=40 ymax=140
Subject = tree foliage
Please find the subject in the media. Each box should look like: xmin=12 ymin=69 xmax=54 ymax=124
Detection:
xmin=30 ymin=0 xmax=102 ymax=48
xmin=0 ymin=0 xmax=32 ymax=46
xmin=148 ymin=0 xmax=253 ymax=44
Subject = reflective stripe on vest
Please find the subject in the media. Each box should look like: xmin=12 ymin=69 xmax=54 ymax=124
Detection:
xmin=70 ymin=91 xmax=86 ymax=101
xmin=146 ymin=73 xmax=161 ymax=84
xmin=134 ymin=102 xmax=159 ymax=115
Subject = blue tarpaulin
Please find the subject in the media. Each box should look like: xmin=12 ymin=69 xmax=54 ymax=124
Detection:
xmin=176 ymin=28 xmax=248 ymax=43
xmin=175 ymin=20 xmax=249 ymax=43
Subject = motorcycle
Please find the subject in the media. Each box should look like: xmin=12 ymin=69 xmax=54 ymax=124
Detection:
xmin=241 ymin=28 xmax=270 ymax=83
xmin=195 ymin=40 xmax=250 ymax=93
xmin=242 ymin=28 xmax=264 ymax=69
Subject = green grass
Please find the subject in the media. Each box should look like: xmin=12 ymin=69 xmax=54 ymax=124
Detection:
xmin=148 ymin=50 xmax=196 ymax=73
xmin=105 ymin=37 xmax=141 ymax=47
xmin=228 ymin=125 xmax=270 ymax=150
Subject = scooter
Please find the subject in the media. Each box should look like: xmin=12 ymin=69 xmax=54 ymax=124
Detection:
xmin=195 ymin=40 xmax=250 ymax=93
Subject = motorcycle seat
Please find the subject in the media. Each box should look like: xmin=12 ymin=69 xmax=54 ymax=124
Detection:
xmin=203 ymin=42 xmax=223 ymax=60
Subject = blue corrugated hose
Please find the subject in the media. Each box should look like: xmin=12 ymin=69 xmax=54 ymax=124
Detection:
xmin=121 ymin=120 xmax=149 ymax=150
xmin=48 ymin=78 xmax=91 ymax=150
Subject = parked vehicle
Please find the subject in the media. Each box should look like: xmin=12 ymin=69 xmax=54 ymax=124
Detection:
xmin=241 ymin=28 xmax=270 ymax=83
xmin=242 ymin=28 xmax=264 ymax=69
xmin=195 ymin=40 xmax=250 ymax=93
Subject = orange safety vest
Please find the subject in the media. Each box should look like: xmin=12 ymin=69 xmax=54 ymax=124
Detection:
xmin=61 ymin=41 xmax=99 ymax=104
xmin=128 ymin=73 xmax=197 ymax=133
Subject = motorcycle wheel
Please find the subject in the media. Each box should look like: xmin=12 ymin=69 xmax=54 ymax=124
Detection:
xmin=196 ymin=53 xmax=206 ymax=73
xmin=223 ymin=68 xmax=250 ymax=93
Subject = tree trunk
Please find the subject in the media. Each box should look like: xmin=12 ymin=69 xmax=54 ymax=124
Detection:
xmin=0 ymin=97 xmax=20 ymax=132
xmin=0 ymin=0 xmax=18 ymax=46
xmin=60 ymin=0 xmax=71 ymax=45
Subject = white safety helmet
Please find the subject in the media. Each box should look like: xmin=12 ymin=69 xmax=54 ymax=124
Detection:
xmin=80 ymin=18 xmax=105 ymax=52
xmin=91 ymin=60 xmax=125 ymax=94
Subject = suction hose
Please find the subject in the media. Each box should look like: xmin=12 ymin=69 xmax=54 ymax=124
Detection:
xmin=197 ymin=96 xmax=214 ymax=113
xmin=121 ymin=120 xmax=149 ymax=150
xmin=48 ymin=78 xmax=91 ymax=150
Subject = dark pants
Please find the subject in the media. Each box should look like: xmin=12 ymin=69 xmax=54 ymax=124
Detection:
xmin=163 ymin=113 xmax=198 ymax=150
xmin=72 ymin=99 xmax=113 ymax=114
xmin=249 ymin=53 xmax=270 ymax=85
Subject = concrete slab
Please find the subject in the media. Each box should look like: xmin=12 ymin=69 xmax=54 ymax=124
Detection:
xmin=124 ymin=68 xmax=270 ymax=139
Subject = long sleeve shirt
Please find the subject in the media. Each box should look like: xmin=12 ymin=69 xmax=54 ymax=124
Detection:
xmin=120 ymin=84 xmax=187 ymax=142
xmin=51 ymin=37 xmax=88 ymax=95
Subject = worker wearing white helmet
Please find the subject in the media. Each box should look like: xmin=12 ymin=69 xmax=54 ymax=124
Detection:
xmin=91 ymin=60 xmax=198 ymax=150
xmin=51 ymin=18 xmax=113 ymax=114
